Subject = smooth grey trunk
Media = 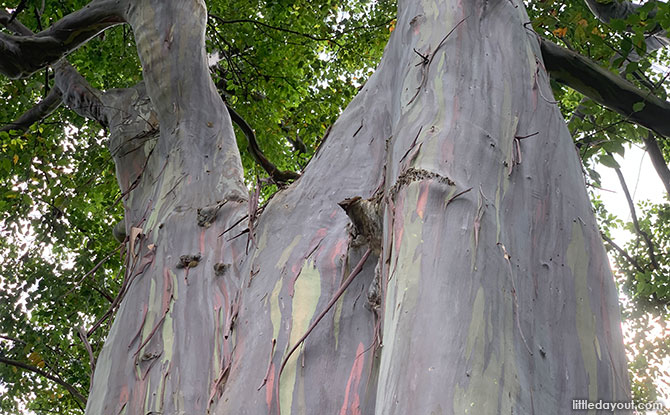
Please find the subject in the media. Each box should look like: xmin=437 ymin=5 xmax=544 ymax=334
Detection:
xmin=78 ymin=0 xmax=630 ymax=413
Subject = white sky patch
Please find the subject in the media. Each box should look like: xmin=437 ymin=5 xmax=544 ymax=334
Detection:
xmin=594 ymin=143 xmax=666 ymax=243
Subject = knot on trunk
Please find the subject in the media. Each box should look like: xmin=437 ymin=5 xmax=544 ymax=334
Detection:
xmin=338 ymin=196 xmax=383 ymax=255
xmin=177 ymin=253 xmax=201 ymax=269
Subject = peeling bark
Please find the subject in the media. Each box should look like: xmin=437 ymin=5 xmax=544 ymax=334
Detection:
xmin=215 ymin=0 xmax=629 ymax=413
xmin=1 ymin=0 xmax=631 ymax=413
xmin=54 ymin=61 xmax=108 ymax=126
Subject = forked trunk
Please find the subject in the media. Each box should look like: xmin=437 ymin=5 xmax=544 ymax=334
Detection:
xmin=87 ymin=0 xmax=630 ymax=413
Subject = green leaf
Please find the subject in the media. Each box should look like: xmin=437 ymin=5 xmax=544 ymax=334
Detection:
xmin=598 ymin=153 xmax=620 ymax=169
xmin=609 ymin=19 xmax=626 ymax=31
xmin=632 ymin=101 xmax=645 ymax=112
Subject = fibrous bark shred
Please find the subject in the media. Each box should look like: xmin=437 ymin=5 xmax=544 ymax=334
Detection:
xmin=177 ymin=254 xmax=201 ymax=269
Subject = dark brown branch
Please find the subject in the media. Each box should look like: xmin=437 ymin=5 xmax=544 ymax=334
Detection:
xmin=89 ymin=284 xmax=115 ymax=303
xmin=77 ymin=327 xmax=96 ymax=385
xmin=0 ymin=334 xmax=25 ymax=343
xmin=642 ymin=132 xmax=670 ymax=195
xmin=0 ymin=7 xmax=32 ymax=35
xmin=540 ymin=38 xmax=670 ymax=137
xmin=610 ymin=155 xmax=660 ymax=269
xmin=7 ymin=0 xmax=28 ymax=24
xmin=568 ymin=93 xmax=670 ymax=195
xmin=62 ymin=246 xmax=121 ymax=299
xmin=208 ymin=14 xmax=342 ymax=47
xmin=0 ymin=0 xmax=124 ymax=79
xmin=0 ymin=87 xmax=62 ymax=133
xmin=601 ymin=233 xmax=645 ymax=273
xmin=0 ymin=355 xmax=87 ymax=406
xmin=226 ymin=104 xmax=300 ymax=183
xmin=0 ymin=9 xmax=107 ymax=129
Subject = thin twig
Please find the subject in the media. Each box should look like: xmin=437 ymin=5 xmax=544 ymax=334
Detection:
xmin=0 ymin=356 xmax=86 ymax=407
xmin=61 ymin=246 xmax=122 ymax=299
xmin=77 ymin=327 xmax=96 ymax=385
xmin=601 ymin=233 xmax=645 ymax=273
xmin=609 ymin=154 xmax=659 ymax=269
xmin=208 ymin=14 xmax=343 ymax=47
xmin=407 ymin=16 xmax=469 ymax=105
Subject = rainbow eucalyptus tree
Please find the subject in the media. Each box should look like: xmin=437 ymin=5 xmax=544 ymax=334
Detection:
xmin=0 ymin=0 xmax=640 ymax=413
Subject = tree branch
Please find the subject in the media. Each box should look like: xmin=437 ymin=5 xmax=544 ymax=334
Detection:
xmin=0 ymin=9 xmax=108 ymax=129
xmin=583 ymin=0 xmax=642 ymax=23
xmin=77 ymin=327 xmax=96 ymax=386
xmin=540 ymin=38 xmax=670 ymax=137
xmin=53 ymin=60 xmax=108 ymax=126
xmin=609 ymin=155 xmax=660 ymax=269
xmin=0 ymin=355 xmax=87 ymax=406
xmin=583 ymin=0 xmax=668 ymax=57
xmin=0 ymin=7 xmax=33 ymax=35
xmin=208 ymin=14 xmax=342 ymax=47
xmin=642 ymin=132 xmax=670 ymax=195
xmin=601 ymin=232 xmax=645 ymax=273
xmin=0 ymin=87 xmax=62 ymax=133
xmin=226 ymin=104 xmax=300 ymax=184
xmin=0 ymin=0 xmax=125 ymax=79
xmin=7 ymin=0 xmax=28 ymax=25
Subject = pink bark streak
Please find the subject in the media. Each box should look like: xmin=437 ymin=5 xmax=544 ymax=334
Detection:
xmin=339 ymin=342 xmax=365 ymax=415
xmin=265 ymin=362 xmax=276 ymax=411
xmin=416 ymin=182 xmax=429 ymax=219
xmin=115 ymin=385 xmax=129 ymax=415
xmin=130 ymin=375 xmax=149 ymax=413
xmin=161 ymin=266 xmax=172 ymax=311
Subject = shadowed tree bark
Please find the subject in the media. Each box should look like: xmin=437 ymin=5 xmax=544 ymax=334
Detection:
xmin=540 ymin=38 xmax=670 ymax=137
xmin=0 ymin=0 xmax=632 ymax=413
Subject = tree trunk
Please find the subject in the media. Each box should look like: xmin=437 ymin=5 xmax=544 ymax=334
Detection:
xmin=82 ymin=0 xmax=630 ymax=413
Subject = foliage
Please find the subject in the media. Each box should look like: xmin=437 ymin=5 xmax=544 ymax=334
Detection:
xmin=0 ymin=0 xmax=669 ymax=412
xmin=526 ymin=0 xmax=670 ymax=403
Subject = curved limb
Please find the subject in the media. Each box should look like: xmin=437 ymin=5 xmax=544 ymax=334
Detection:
xmin=642 ymin=132 xmax=670 ymax=195
xmin=226 ymin=104 xmax=301 ymax=184
xmin=0 ymin=0 xmax=125 ymax=79
xmin=0 ymin=87 xmax=62 ymax=133
xmin=0 ymin=9 xmax=108 ymax=128
xmin=540 ymin=39 xmax=670 ymax=137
